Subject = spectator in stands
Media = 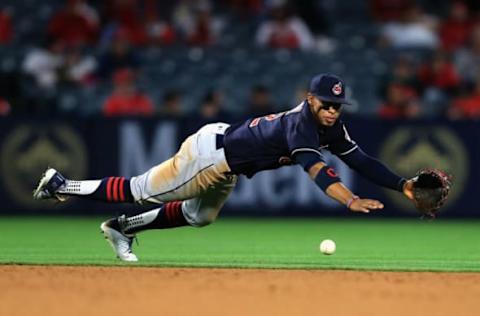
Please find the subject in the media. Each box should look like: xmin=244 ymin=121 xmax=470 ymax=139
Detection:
xmin=448 ymin=76 xmax=480 ymax=119
xmin=370 ymin=0 xmax=413 ymax=22
xmin=102 ymin=0 xmax=137 ymax=23
xmin=173 ymin=0 xmax=224 ymax=46
xmin=439 ymin=1 xmax=474 ymax=52
xmin=0 ymin=8 xmax=12 ymax=44
xmin=378 ymin=55 xmax=420 ymax=100
xmin=159 ymin=90 xmax=184 ymax=118
xmin=418 ymin=51 xmax=460 ymax=116
xmin=379 ymin=4 xmax=439 ymax=50
xmin=418 ymin=51 xmax=460 ymax=94
xmin=101 ymin=0 xmax=147 ymax=46
xmin=245 ymin=85 xmax=275 ymax=118
xmin=97 ymin=29 xmax=141 ymax=80
xmin=255 ymin=2 xmax=315 ymax=51
xmin=293 ymin=0 xmax=335 ymax=53
xmin=103 ymin=68 xmax=155 ymax=116
xmin=224 ymin=0 xmax=264 ymax=18
xmin=294 ymin=0 xmax=332 ymax=34
xmin=455 ymin=24 xmax=480 ymax=88
xmin=48 ymin=0 xmax=99 ymax=47
xmin=58 ymin=47 xmax=97 ymax=87
xmin=21 ymin=39 xmax=66 ymax=115
xmin=145 ymin=12 xmax=177 ymax=46
xmin=102 ymin=0 xmax=176 ymax=46
xmin=378 ymin=83 xmax=420 ymax=119
xmin=100 ymin=0 xmax=176 ymax=47
xmin=22 ymin=39 xmax=65 ymax=91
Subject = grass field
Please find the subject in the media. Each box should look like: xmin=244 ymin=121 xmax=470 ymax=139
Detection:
xmin=1 ymin=217 xmax=479 ymax=272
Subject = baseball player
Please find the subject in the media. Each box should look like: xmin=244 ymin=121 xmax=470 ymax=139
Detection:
xmin=34 ymin=73 xmax=417 ymax=262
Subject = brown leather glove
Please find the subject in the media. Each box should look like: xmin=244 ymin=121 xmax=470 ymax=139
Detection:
xmin=411 ymin=168 xmax=452 ymax=219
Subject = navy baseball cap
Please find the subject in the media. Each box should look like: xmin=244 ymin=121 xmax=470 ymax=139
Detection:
xmin=309 ymin=74 xmax=352 ymax=105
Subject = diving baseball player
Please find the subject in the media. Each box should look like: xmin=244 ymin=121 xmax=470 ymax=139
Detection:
xmin=34 ymin=73 xmax=419 ymax=262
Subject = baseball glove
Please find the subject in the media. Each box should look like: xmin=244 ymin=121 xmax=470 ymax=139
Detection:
xmin=411 ymin=168 xmax=452 ymax=219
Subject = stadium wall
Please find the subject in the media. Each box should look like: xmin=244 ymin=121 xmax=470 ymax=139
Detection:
xmin=0 ymin=117 xmax=475 ymax=217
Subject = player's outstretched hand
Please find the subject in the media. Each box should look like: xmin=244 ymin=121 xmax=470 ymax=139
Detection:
xmin=402 ymin=179 xmax=415 ymax=200
xmin=349 ymin=199 xmax=384 ymax=213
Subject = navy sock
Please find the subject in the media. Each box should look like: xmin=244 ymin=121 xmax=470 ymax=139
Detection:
xmin=91 ymin=177 xmax=134 ymax=203
xmin=123 ymin=202 xmax=189 ymax=234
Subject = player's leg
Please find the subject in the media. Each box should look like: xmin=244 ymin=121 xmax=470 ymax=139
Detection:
xmin=33 ymin=123 xmax=229 ymax=204
xmin=100 ymin=201 xmax=186 ymax=262
xmin=32 ymin=133 xmax=198 ymax=204
xmin=100 ymin=176 xmax=237 ymax=261
xmin=127 ymin=124 xmax=231 ymax=205
xmin=181 ymin=175 xmax=237 ymax=227
xmin=33 ymin=168 xmax=134 ymax=203
xmin=111 ymin=175 xmax=237 ymax=234
xmin=97 ymin=123 xmax=233 ymax=261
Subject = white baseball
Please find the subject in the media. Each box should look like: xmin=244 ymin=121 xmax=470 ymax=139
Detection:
xmin=319 ymin=239 xmax=336 ymax=255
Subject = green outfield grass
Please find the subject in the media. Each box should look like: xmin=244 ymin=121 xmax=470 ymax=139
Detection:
xmin=0 ymin=217 xmax=479 ymax=272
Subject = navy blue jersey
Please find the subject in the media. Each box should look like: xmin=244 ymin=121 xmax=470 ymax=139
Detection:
xmin=223 ymin=101 xmax=358 ymax=178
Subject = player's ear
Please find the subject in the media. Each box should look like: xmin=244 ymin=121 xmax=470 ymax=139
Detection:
xmin=306 ymin=93 xmax=314 ymax=104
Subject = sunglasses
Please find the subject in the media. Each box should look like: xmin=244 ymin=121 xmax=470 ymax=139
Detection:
xmin=320 ymin=102 xmax=342 ymax=111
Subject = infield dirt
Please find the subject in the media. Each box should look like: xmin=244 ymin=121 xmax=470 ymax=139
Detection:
xmin=1 ymin=265 xmax=479 ymax=316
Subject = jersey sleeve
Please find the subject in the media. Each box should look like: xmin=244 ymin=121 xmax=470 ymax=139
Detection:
xmin=285 ymin=113 xmax=322 ymax=157
xmin=292 ymin=151 xmax=325 ymax=172
xmin=329 ymin=123 xmax=358 ymax=156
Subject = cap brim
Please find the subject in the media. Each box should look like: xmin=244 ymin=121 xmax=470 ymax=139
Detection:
xmin=314 ymin=95 xmax=352 ymax=105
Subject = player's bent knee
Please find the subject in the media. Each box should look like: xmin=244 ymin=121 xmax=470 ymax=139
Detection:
xmin=185 ymin=208 xmax=219 ymax=227
xmin=190 ymin=213 xmax=218 ymax=227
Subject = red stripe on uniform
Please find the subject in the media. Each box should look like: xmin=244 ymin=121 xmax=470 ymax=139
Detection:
xmin=112 ymin=177 xmax=120 ymax=202
xmin=174 ymin=201 xmax=182 ymax=212
xmin=118 ymin=177 xmax=125 ymax=202
xmin=106 ymin=177 xmax=114 ymax=201
xmin=173 ymin=202 xmax=183 ymax=225
xmin=165 ymin=203 xmax=172 ymax=223
xmin=177 ymin=201 xmax=184 ymax=220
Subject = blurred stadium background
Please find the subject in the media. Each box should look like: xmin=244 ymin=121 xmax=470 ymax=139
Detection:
xmin=0 ymin=0 xmax=479 ymax=218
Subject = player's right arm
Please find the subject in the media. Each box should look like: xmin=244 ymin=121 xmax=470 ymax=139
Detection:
xmin=294 ymin=152 xmax=383 ymax=213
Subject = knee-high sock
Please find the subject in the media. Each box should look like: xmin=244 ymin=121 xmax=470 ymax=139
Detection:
xmin=58 ymin=177 xmax=134 ymax=203
xmin=122 ymin=202 xmax=189 ymax=234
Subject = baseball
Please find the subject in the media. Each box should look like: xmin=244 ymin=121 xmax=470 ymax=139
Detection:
xmin=319 ymin=239 xmax=336 ymax=255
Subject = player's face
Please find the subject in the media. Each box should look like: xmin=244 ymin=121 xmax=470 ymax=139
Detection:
xmin=307 ymin=94 xmax=342 ymax=126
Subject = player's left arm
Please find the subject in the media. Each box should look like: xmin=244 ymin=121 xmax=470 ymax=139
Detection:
xmin=332 ymin=123 xmax=413 ymax=199
xmin=339 ymin=147 xmax=413 ymax=199
xmin=293 ymin=151 xmax=384 ymax=213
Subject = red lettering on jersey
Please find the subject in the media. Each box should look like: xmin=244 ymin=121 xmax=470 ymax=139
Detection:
xmin=326 ymin=168 xmax=338 ymax=178
xmin=265 ymin=114 xmax=279 ymax=121
xmin=249 ymin=117 xmax=261 ymax=127
xmin=249 ymin=112 xmax=284 ymax=128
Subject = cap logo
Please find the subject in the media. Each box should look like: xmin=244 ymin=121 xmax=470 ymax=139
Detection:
xmin=332 ymin=82 xmax=342 ymax=95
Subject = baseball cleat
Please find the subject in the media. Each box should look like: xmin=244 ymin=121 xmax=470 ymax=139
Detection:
xmin=100 ymin=215 xmax=138 ymax=262
xmin=33 ymin=168 xmax=68 ymax=201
